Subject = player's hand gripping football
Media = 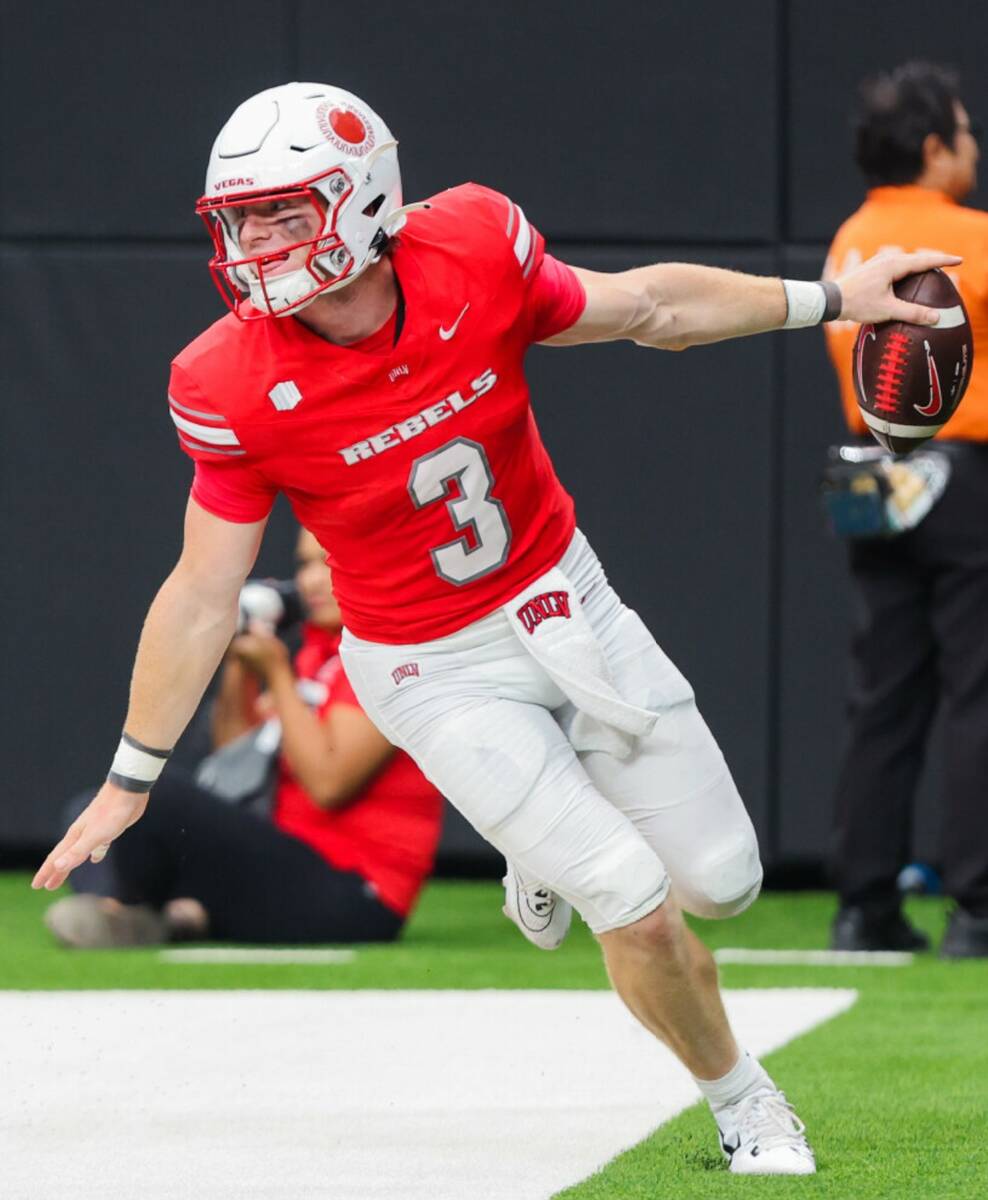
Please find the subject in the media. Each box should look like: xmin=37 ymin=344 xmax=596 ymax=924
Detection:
xmin=31 ymin=781 xmax=150 ymax=891
xmin=835 ymin=249 xmax=962 ymax=325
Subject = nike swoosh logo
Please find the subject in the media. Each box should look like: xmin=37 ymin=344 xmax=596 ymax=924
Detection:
xmin=915 ymin=340 xmax=943 ymax=417
xmin=855 ymin=324 xmax=875 ymax=401
xmin=439 ymin=303 xmax=470 ymax=341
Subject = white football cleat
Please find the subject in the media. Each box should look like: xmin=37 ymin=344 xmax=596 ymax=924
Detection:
xmin=502 ymin=862 xmax=572 ymax=950
xmin=716 ymin=1088 xmax=816 ymax=1175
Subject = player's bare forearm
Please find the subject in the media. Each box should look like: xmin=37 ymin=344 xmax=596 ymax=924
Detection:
xmin=126 ymin=565 xmax=241 ymax=749
xmin=546 ymin=249 xmax=962 ymax=351
xmin=546 ymin=263 xmax=786 ymax=350
xmin=624 ymin=264 xmax=786 ymax=349
xmin=122 ymin=499 xmax=265 ymax=748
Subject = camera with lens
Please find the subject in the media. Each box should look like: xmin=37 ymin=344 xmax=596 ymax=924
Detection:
xmin=236 ymin=578 xmax=304 ymax=635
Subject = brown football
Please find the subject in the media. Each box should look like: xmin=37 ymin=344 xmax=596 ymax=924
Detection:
xmin=853 ymin=268 xmax=973 ymax=454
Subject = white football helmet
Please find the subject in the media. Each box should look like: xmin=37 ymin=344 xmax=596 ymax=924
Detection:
xmin=197 ymin=82 xmax=412 ymax=318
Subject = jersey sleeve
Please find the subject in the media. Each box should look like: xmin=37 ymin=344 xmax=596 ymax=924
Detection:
xmin=191 ymin=460 xmax=277 ymax=523
xmin=168 ymin=362 xmax=243 ymax=463
xmin=466 ymin=185 xmax=586 ymax=342
xmin=168 ymin=362 xmax=277 ymax=523
xmin=528 ymin=254 xmax=587 ymax=341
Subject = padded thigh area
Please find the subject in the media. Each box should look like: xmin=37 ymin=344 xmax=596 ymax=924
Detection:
xmin=422 ymin=700 xmax=550 ymax=834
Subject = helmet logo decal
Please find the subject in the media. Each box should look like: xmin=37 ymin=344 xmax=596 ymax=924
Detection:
xmin=316 ymin=102 xmax=376 ymax=156
xmin=330 ymin=108 xmax=366 ymax=143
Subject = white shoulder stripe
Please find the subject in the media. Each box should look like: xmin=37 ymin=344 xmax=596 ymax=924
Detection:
xmin=521 ymin=235 xmax=538 ymax=278
xmin=505 ymin=196 xmax=516 ymax=238
xmin=512 ymin=205 xmax=532 ymax=267
xmin=169 ymin=394 xmax=226 ymax=422
xmin=178 ymin=435 xmax=246 ymax=457
xmin=170 ymin=409 xmax=240 ymax=446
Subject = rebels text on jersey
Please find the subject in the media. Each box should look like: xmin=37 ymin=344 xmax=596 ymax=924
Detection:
xmin=168 ymin=184 xmax=586 ymax=643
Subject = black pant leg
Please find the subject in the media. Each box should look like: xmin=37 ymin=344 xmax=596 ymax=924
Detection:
xmin=921 ymin=447 xmax=988 ymax=916
xmin=832 ymin=538 xmax=937 ymax=912
xmin=111 ymin=769 xmax=402 ymax=943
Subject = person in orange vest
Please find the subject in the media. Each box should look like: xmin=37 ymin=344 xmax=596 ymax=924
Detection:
xmin=824 ymin=61 xmax=988 ymax=957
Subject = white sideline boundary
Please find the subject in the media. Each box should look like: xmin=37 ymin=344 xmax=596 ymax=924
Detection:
xmin=1 ymin=987 xmax=856 ymax=1200
xmin=715 ymin=948 xmax=914 ymax=967
xmin=159 ymin=948 xmax=357 ymax=965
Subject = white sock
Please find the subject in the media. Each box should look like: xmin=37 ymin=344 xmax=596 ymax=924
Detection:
xmin=693 ymin=1049 xmax=772 ymax=1112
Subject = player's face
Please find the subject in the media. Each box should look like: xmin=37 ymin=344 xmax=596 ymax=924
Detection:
xmin=295 ymin=528 xmax=342 ymax=630
xmin=948 ymin=103 xmax=979 ymax=199
xmin=232 ymin=196 xmax=326 ymax=278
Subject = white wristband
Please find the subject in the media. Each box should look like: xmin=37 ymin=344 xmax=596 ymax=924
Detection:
xmin=782 ymin=279 xmax=827 ymax=328
xmin=108 ymin=734 xmax=171 ymax=793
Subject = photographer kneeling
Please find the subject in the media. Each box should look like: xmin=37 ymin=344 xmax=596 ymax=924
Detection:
xmin=44 ymin=528 xmax=444 ymax=947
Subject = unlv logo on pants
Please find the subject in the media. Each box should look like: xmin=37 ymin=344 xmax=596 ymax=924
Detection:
xmin=516 ymin=590 xmax=572 ymax=635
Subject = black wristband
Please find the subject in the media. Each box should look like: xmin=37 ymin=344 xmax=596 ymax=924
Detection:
xmin=121 ymin=731 xmax=172 ymax=758
xmin=107 ymin=770 xmax=155 ymax=794
xmin=820 ymin=280 xmax=843 ymax=322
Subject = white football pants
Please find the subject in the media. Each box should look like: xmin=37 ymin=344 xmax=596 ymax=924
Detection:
xmin=341 ymin=531 xmax=763 ymax=933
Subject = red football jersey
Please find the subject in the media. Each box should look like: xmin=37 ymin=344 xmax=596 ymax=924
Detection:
xmin=169 ymin=184 xmax=586 ymax=642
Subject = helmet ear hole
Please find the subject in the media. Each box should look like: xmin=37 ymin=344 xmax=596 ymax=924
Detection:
xmin=362 ymin=194 xmax=385 ymax=218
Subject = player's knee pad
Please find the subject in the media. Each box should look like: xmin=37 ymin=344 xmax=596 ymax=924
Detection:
xmin=682 ymin=832 xmax=763 ymax=920
xmin=576 ymin=837 xmax=671 ymax=935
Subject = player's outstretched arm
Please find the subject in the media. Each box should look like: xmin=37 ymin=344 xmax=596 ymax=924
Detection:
xmin=31 ymin=498 xmax=266 ymax=891
xmin=542 ymin=250 xmax=962 ymax=350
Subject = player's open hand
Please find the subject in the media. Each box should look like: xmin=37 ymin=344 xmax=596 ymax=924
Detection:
xmin=836 ymin=249 xmax=962 ymax=326
xmin=31 ymin=781 xmax=150 ymax=892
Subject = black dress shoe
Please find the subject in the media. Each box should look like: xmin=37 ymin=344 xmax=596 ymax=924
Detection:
xmin=940 ymin=908 xmax=988 ymax=959
xmin=830 ymin=906 xmax=930 ymax=952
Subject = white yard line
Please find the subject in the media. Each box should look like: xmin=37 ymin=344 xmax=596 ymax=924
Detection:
xmin=1 ymin=988 xmax=856 ymax=1200
xmin=159 ymin=948 xmax=357 ymax=965
xmin=715 ymin=948 xmax=913 ymax=966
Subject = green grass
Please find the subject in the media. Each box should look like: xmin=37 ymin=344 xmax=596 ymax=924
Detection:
xmin=4 ymin=873 xmax=987 ymax=1198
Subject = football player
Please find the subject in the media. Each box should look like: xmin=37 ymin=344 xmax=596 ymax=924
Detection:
xmin=33 ymin=83 xmax=958 ymax=1175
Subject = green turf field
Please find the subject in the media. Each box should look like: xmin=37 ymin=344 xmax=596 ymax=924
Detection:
xmin=4 ymin=873 xmax=986 ymax=1198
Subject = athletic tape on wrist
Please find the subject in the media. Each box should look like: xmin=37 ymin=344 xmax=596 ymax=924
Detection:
xmin=108 ymin=732 xmax=172 ymax=793
xmin=782 ymin=279 xmax=841 ymax=328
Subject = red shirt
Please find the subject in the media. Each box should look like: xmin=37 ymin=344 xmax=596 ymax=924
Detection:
xmin=273 ymin=624 xmax=443 ymax=917
xmin=169 ymin=183 xmax=587 ymax=643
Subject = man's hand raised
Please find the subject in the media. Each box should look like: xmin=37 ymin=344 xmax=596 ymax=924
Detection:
xmin=32 ymin=782 xmax=150 ymax=891
xmin=837 ymin=249 xmax=962 ymax=326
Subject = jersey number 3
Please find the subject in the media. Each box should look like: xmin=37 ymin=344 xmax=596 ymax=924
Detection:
xmin=408 ymin=437 xmax=512 ymax=585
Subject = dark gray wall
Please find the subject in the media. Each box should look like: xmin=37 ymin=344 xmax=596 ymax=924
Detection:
xmin=3 ymin=1 xmax=985 ymax=868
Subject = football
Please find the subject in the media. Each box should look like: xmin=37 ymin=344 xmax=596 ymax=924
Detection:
xmin=853 ymin=268 xmax=973 ymax=454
